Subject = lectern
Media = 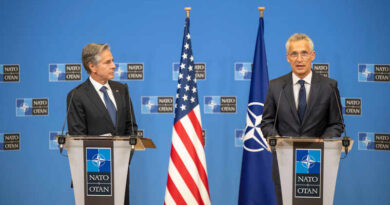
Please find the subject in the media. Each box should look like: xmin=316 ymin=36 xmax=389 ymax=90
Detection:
xmin=57 ymin=135 xmax=155 ymax=205
xmin=268 ymin=137 xmax=353 ymax=205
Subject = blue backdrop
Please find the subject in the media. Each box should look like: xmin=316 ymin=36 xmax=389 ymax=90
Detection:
xmin=0 ymin=0 xmax=389 ymax=204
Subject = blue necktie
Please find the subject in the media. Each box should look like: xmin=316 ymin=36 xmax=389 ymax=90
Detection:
xmin=298 ymin=80 xmax=306 ymax=124
xmin=100 ymin=86 xmax=117 ymax=127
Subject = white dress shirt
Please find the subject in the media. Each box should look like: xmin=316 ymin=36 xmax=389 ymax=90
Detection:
xmin=292 ymin=71 xmax=312 ymax=110
xmin=89 ymin=76 xmax=118 ymax=109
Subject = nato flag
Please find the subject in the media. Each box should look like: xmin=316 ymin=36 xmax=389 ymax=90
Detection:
xmin=238 ymin=16 xmax=277 ymax=205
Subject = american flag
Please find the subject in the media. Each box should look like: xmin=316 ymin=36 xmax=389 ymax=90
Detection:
xmin=164 ymin=17 xmax=211 ymax=205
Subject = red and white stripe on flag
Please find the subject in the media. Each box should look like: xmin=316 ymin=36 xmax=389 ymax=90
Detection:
xmin=164 ymin=106 xmax=211 ymax=205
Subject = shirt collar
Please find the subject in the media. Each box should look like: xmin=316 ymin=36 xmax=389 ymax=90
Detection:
xmin=292 ymin=70 xmax=312 ymax=85
xmin=89 ymin=76 xmax=111 ymax=92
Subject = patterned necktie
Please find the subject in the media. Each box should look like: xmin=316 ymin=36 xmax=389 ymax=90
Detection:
xmin=100 ymin=86 xmax=117 ymax=127
xmin=298 ymin=80 xmax=306 ymax=124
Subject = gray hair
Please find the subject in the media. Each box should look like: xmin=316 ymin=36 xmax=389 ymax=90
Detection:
xmin=82 ymin=43 xmax=110 ymax=73
xmin=285 ymin=33 xmax=314 ymax=53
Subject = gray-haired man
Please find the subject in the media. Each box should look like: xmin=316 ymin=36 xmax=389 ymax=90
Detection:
xmin=67 ymin=43 xmax=137 ymax=205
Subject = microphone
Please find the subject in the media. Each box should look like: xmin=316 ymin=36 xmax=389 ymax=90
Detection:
xmin=331 ymin=83 xmax=351 ymax=156
xmin=124 ymin=83 xmax=138 ymax=137
xmin=124 ymin=83 xmax=138 ymax=165
xmin=57 ymin=85 xmax=81 ymax=154
xmin=269 ymin=83 xmax=286 ymax=148
xmin=342 ymin=136 xmax=350 ymax=155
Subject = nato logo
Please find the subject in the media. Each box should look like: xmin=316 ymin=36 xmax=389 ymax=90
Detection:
xmin=358 ymin=64 xmax=375 ymax=82
xmin=172 ymin=62 xmax=206 ymax=81
xmin=16 ymin=98 xmax=32 ymax=116
xmin=16 ymin=98 xmax=49 ymax=116
xmin=113 ymin=63 xmax=144 ymax=81
xmin=341 ymin=97 xmax=361 ymax=116
xmin=49 ymin=64 xmax=81 ymax=82
xmin=141 ymin=96 xmax=173 ymax=114
xmin=204 ymin=96 xmax=236 ymax=113
xmin=86 ymin=148 xmax=112 ymax=196
xmin=141 ymin=96 xmax=158 ymax=114
xmin=0 ymin=133 xmax=20 ymax=151
xmin=296 ymin=149 xmax=321 ymax=174
xmin=295 ymin=149 xmax=321 ymax=198
xmin=0 ymin=64 xmax=20 ymax=82
xmin=49 ymin=131 xmax=61 ymax=150
xmin=358 ymin=132 xmax=375 ymax=150
xmin=235 ymin=129 xmax=244 ymax=147
xmin=87 ymin=148 xmax=111 ymax=173
xmin=242 ymin=102 xmax=269 ymax=152
xmin=359 ymin=64 xmax=390 ymax=82
xmin=359 ymin=132 xmax=390 ymax=151
xmin=234 ymin=63 xmax=252 ymax=80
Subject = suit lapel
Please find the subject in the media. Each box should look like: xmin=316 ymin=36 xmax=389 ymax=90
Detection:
xmin=302 ymin=72 xmax=321 ymax=126
xmin=85 ymin=79 xmax=115 ymax=127
xmin=282 ymin=74 xmax=300 ymax=124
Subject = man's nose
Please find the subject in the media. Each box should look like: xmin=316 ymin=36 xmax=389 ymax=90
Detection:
xmin=296 ymin=54 xmax=304 ymax=61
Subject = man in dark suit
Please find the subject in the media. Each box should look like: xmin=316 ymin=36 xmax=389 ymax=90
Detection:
xmin=261 ymin=33 xmax=343 ymax=138
xmin=67 ymin=43 xmax=137 ymax=205
xmin=260 ymin=33 xmax=344 ymax=205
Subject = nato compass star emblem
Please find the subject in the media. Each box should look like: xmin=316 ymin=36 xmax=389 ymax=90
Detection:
xmin=301 ymin=155 xmax=316 ymax=169
xmin=242 ymin=102 xmax=270 ymax=152
xmin=92 ymin=153 xmax=106 ymax=168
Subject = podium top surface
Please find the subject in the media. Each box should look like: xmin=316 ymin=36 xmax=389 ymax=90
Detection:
xmin=270 ymin=136 xmax=345 ymax=142
xmin=58 ymin=135 xmax=156 ymax=149
xmin=63 ymin=135 xmax=137 ymax=141
xmin=267 ymin=136 xmax=354 ymax=152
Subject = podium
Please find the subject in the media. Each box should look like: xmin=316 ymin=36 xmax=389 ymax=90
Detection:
xmin=268 ymin=137 xmax=353 ymax=205
xmin=57 ymin=135 xmax=155 ymax=205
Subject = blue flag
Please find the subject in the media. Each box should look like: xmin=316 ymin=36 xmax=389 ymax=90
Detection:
xmin=238 ymin=17 xmax=276 ymax=205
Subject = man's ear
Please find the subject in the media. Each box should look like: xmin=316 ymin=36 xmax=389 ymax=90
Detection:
xmin=89 ymin=62 xmax=96 ymax=73
xmin=286 ymin=54 xmax=291 ymax=64
xmin=311 ymin=51 xmax=316 ymax=61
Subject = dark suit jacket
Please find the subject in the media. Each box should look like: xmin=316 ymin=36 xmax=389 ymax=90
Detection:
xmin=261 ymin=71 xmax=343 ymax=138
xmin=67 ymin=78 xmax=137 ymax=136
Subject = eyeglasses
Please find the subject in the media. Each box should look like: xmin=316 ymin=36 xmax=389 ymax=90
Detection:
xmin=288 ymin=51 xmax=312 ymax=60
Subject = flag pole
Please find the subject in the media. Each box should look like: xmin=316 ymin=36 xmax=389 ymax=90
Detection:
xmin=258 ymin=7 xmax=265 ymax=17
xmin=185 ymin=7 xmax=191 ymax=18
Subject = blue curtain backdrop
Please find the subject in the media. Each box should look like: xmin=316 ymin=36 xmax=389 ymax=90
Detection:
xmin=0 ymin=0 xmax=389 ymax=204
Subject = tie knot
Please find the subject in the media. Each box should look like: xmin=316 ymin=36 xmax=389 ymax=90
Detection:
xmin=100 ymin=86 xmax=107 ymax=93
xmin=298 ymin=80 xmax=305 ymax=87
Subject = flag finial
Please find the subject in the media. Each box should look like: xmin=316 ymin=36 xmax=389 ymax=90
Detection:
xmin=258 ymin=7 xmax=265 ymax=18
xmin=185 ymin=7 xmax=191 ymax=18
